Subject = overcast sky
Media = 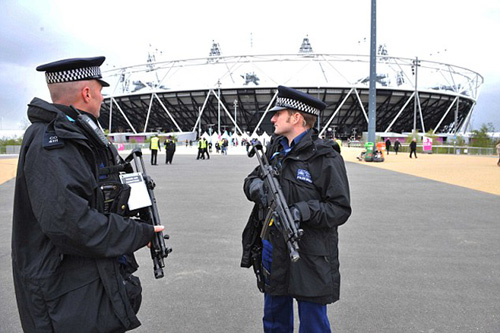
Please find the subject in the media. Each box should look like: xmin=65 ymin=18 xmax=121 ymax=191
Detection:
xmin=1 ymin=0 xmax=499 ymax=131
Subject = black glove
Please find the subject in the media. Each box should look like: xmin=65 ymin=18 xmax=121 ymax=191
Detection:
xmin=248 ymin=178 xmax=268 ymax=207
xmin=289 ymin=205 xmax=302 ymax=230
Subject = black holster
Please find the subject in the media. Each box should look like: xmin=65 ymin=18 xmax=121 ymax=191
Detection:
xmin=101 ymin=181 xmax=131 ymax=216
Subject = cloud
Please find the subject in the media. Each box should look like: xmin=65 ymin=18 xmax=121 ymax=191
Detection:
xmin=1 ymin=0 xmax=499 ymax=131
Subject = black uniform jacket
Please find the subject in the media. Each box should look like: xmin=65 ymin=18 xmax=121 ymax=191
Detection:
xmin=242 ymin=130 xmax=351 ymax=304
xmin=11 ymin=98 xmax=154 ymax=332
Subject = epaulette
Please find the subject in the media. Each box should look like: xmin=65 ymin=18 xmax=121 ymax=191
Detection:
xmin=42 ymin=129 xmax=64 ymax=150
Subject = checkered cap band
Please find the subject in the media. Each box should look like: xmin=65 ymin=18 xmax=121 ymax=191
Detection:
xmin=276 ymin=97 xmax=320 ymax=116
xmin=45 ymin=66 xmax=102 ymax=84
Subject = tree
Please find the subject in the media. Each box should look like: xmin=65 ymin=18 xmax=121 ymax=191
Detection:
xmin=405 ymin=131 xmax=419 ymax=144
xmin=425 ymin=129 xmax=438 ymax=144
xmin=470 ymin=123 xmax=495 ymax=148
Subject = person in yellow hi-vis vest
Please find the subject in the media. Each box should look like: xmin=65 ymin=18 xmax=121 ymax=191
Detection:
xmin=197 ymin=136 xmax=207 ymax=160
xmin=149 ymin=134 xmax=161 ymax=165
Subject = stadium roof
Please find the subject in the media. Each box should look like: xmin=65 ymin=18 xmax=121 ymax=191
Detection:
xmin=99 ymin=38 xmax=483 ymax=138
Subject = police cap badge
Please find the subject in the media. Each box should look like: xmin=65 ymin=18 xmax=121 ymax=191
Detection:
xmin=269 ymin=85 xmax=327 ymax=116
xmin=36 ymin=56 xmax=109 ymax=87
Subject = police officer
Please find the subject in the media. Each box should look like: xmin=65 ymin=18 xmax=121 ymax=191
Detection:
xmin=242 ymin=86 xmax=351 ymax=332
xmin=197 ymin=136 xmax=207 ymax=160
xmin=164 ymin=136 xmax=176 ymax=164
xmin=203 ymin=137 xmax=210 ymax=159
xmin=12 ymin=57 xmax=164 ymax=332
xmin=150 ymin=134 xmax=161 ymax=165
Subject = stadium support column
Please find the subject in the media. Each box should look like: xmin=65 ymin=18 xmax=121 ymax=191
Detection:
xmin=198 ymin=107 xmax=202 ymax=137
xmin=234 ymin=99 xmax=238 ymax=131
xmin=367 ymin=0 xmax=377 ymax=143
xmin=217 ymin=80 xmax=221 ymax=135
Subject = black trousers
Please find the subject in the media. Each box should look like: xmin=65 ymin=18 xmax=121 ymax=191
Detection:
xmin=151 ymin=149 xmax=158 ymax=165
xmin=197 ymin=148 xmax=206 ymax=159
xmin=166 ymin=151 xmax=175 ymax=164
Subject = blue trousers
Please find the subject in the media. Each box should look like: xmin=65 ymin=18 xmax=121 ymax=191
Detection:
xmin=263 ymin=294 xmax=331 ymax=333
xmin=262 ymin=240 xmax=331 ymax=332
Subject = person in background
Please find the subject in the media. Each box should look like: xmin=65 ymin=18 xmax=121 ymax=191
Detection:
xmin=12 ymin=56 xmax=163 ymax=332
xmin=197 ymin=136 xmax=207 ymax=160
xmin=203 ymin=137 xmax=210 ymax=160
xmin=221 ymin=138 xmax=228 ymax=155
xmin=242 ymin=86 xmax=351 ymax=332
xmin=150 ymin=134 xmax=160 ymax=165
xmin=409 ymin=138 xmax=418 ymax=158
xmin=385 ymin=138 xmax=391 ymax=155
xmin=496 ymin=141 xmax=500 ymax=166
xmin=164 ymin=136 xmax=176 ymax=164
xmin=335 ymin=137 xmax=342 ymax=153
xmin=394 ymin=138 xmax=401 ymax=155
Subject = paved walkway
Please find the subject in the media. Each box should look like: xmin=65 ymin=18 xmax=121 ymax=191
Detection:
xmin=0 ymin=158 xmax=18 ymax=186
xmin=1 ymin=152 xmax=499 ymax=332
xmin=341 ymin=148 xmax=500 ymax=196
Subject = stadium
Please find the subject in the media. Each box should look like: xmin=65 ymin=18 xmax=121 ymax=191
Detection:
xmin=99 ymin=38 xmax=483 ymax=141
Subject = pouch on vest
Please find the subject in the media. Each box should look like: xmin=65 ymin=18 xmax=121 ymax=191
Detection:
xmin=100 ymin=181 xmax=131 ymax=216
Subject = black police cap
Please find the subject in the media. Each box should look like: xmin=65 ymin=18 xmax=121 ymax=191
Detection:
xmin=36 ymin=56 xmax=109 ymax=87
xmin=269 ymin=85 xmax=327 ymax=116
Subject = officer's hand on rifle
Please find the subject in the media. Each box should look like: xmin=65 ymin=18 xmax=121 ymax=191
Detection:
xmin=147 ymin=225 xmax=165 ymax=248
xmin=248 ymin=178 xmax=268 ymax=207
xmin=290 ymin=205 xmax=302 ymax=230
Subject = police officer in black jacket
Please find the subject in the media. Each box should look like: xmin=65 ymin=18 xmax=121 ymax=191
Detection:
xmin=242 ymin=86 xmax=351 ymax=332
xmin=12 ymin=57 xmax=164 ymax=332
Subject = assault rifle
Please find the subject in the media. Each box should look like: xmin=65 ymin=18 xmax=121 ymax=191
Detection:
xmin=247 ymin=142 xmax=303 ymax=262
xmin=123 ymin=147 xmax=172 ymax=278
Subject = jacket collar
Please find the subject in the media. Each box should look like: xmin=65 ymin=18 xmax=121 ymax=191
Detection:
xmin=27 ymin=97 xmax=89 ymax=141
xmin=271 ymin=128 xmax=334 ymax=162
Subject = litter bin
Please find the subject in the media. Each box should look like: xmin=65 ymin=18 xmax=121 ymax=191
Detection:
xmin=376 ymin=142 xmax=385 ymax=156
xmin=364 ymin=142 xmax=374 ymax=162
xmin=374 ymin=141 xmax=385 ymax=162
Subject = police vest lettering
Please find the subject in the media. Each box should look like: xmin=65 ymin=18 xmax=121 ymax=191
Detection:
xmin=297 ymin=168 xmax=313 ymax=183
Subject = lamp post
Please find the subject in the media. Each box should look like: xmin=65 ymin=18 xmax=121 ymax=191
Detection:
xmin=412 ymin=57 xmax=420 ymax=139
xmin=367 ymin=0 xmax=377 ymax=144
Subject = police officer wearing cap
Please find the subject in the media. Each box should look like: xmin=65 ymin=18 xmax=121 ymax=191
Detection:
xmin=12 ymin=57 xmax=164 ymax=332
xmin=242 ymin=86 xmax=351 ymax=332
